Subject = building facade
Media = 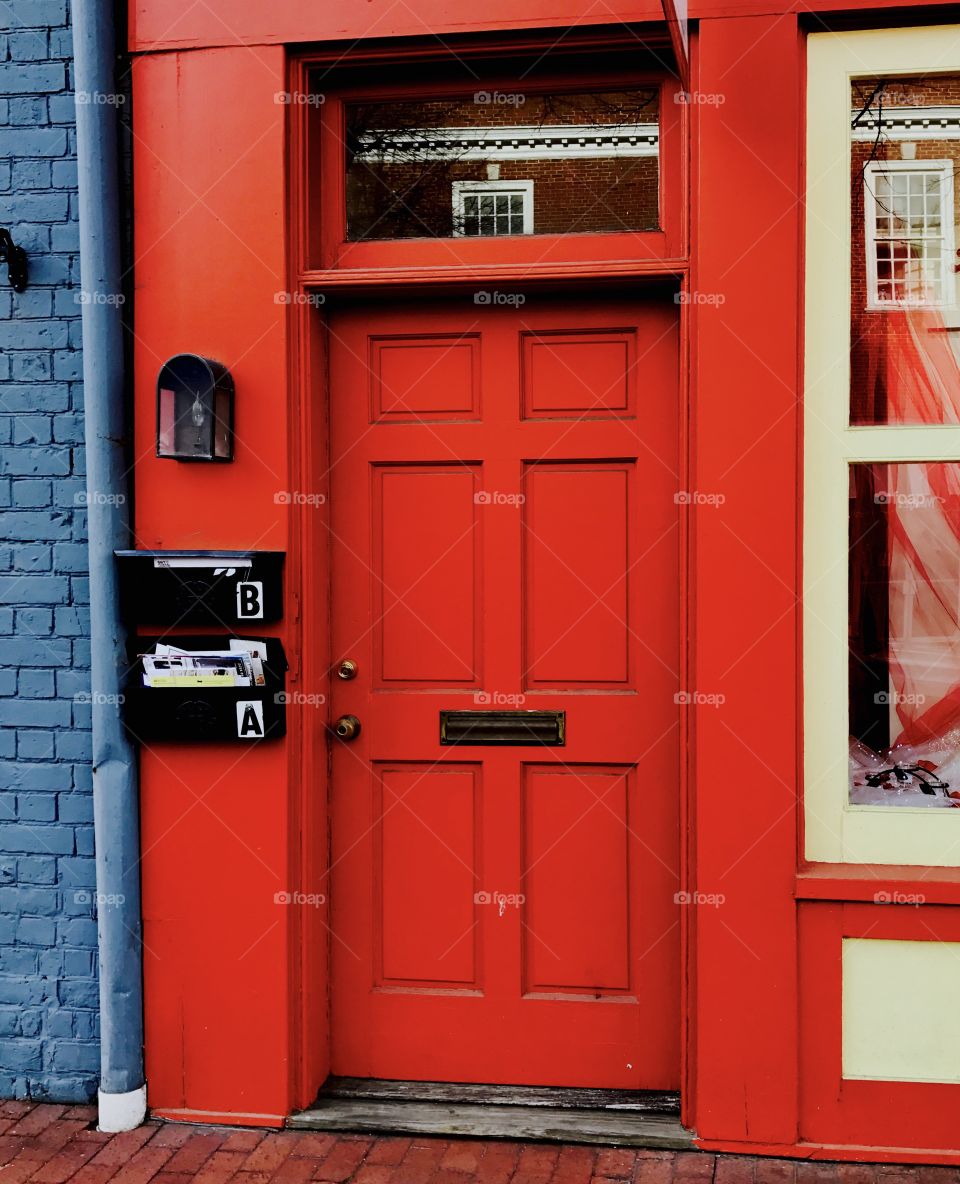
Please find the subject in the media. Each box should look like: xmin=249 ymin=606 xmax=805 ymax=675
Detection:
xmin=0 ymin=0 xmax=98 ymax=1104
xmin=6 ymin=0 xmax=960 ymax=1162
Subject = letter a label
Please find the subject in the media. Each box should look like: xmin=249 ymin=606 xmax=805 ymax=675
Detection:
xmin=237 ymin=700 xmax=265 ymax=739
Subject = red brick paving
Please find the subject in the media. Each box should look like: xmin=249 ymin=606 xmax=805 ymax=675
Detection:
xmin=0 ymin=1104 xmax=955 ymax=1184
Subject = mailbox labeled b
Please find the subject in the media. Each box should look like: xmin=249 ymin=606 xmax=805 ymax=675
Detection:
xmin=115 ymin=551 xmax=284 ymax=626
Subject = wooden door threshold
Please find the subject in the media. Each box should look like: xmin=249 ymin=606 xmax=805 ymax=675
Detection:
xmin=288 ymin=1078 xmax=692 ymax=1148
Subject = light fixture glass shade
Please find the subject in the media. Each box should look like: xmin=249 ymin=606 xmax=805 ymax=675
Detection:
xmin=156 ymin=354 xmax=234 ymax=462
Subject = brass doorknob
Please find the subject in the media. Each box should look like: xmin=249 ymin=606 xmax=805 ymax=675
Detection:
xmin=333 ymin=714 xmax=361 ymax=741
xmin=336 ymin=659 xmax=358 ymax=680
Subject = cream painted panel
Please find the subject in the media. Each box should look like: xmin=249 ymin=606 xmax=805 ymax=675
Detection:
xmin=843 ymin=938 xmax=960 ymax=1082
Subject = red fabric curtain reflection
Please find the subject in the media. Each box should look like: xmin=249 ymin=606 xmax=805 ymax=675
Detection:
xmin=849 ymin=308 xmax=960 ymax=805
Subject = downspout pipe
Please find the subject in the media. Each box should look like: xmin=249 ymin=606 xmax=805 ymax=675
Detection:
xmin=72 ymin=0 xmax=146 ymax=1132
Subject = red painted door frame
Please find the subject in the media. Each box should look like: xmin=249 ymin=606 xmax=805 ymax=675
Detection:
xmin=285 ymin=35 xmax=697 ymax=1122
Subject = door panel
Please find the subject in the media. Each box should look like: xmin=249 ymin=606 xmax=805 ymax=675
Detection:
xmin=328 ymin=295 xmax=680 ymax=1089
xmin=524 ymin=462 xmax=633 ymax=686
xmin=521 ymin=330 xmax=636 ymax=418
xmin=373 ymin=465 xmax=481 ymax=685
xmin=522 ymin=765 xmax=633 ymax=994
xmin=376 ymin=763 xmax=481 ymax=988
xmin=371 ymin=334 xmax=481 ymax=422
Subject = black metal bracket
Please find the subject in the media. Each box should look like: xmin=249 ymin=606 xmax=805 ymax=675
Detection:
xmin=0 ymin=229 xmax=27 ymax=292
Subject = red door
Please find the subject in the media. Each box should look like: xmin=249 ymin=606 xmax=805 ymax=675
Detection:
xmin=328 ymin=294 xmax=681 ymax=1089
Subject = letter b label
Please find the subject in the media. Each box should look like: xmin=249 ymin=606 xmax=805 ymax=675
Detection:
xmin=236 ymin=580 xmax=264 ymax=619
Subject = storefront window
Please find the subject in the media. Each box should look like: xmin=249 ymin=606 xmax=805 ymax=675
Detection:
xmin=846 ymin=74 xmax=960 ymax=810
xmin=344 ymin=89 xmax=660 ymax=240
xmin=806 ymin=29 xmax=960 ymax=864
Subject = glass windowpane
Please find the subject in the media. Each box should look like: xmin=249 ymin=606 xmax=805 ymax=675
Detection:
xmin=345 ymin=88 xmax=660 ymax=240
xmin=849 ymin=463 xmax=960 ymax=809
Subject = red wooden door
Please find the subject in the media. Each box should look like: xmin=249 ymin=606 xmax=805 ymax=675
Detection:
xmin=328 ymin=295 xmax=680 ymax=1089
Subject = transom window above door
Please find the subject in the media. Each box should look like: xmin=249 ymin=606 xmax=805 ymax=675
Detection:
xmin=343 ymin=88 xmax=660 ymax=241
xmin=300 ymin=52 xmax=684 ymax=272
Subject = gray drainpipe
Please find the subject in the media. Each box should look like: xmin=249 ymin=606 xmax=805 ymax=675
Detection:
xmin=72 ymin=0 xmax=146 ymax=1132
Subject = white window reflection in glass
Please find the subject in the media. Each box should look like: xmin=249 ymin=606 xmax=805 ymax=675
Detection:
xmin=864 ymin=160 xmax=956 ymax=308
xmin=452 ymin=181 xmax=533 ymax=237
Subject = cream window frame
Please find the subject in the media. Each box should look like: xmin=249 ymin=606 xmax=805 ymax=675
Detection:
xmin=805 ymin=25 xmax=960 ymax=866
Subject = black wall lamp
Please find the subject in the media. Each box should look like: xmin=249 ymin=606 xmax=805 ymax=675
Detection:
xmin=0 ymin=229 xmax=27 ymax=292
xmin=156 ymin=354 xmax=235 ymax=462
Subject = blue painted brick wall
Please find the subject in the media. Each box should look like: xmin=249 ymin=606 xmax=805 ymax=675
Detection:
xmin=0 ymin=0 xmax=99 ymax=1103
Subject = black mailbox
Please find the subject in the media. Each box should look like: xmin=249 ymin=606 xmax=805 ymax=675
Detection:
xmin=123 ymin=634 xmax=287 ymax=743
xmin=115 ymin=550 xmax=284 ymax=626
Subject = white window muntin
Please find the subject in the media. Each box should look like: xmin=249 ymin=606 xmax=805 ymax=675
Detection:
xmin=452 ymin=180 xmax=534 ymax=237
xmin=864 ymin=159 xmax=955 ymax=309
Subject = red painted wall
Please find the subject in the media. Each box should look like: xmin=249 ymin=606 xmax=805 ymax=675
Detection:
xmin=132 ymin=46 xmax=298 ymax=1123
xmin=689 ymin=12 xmax=802 ymax=1145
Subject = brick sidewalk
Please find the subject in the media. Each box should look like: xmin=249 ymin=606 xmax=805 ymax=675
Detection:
xmin=0 ymin=1102 xmax=956 ymax=1184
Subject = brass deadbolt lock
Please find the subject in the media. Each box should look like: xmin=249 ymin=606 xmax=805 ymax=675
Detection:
xmin=336 ymin=659 xmax=358 ymax=680
xmin=334 ymin=714 xmax=361 ymax=741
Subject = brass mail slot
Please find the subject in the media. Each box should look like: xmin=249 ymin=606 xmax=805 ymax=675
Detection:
xmin=440 ymin=709 xmax=566 ymax=747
